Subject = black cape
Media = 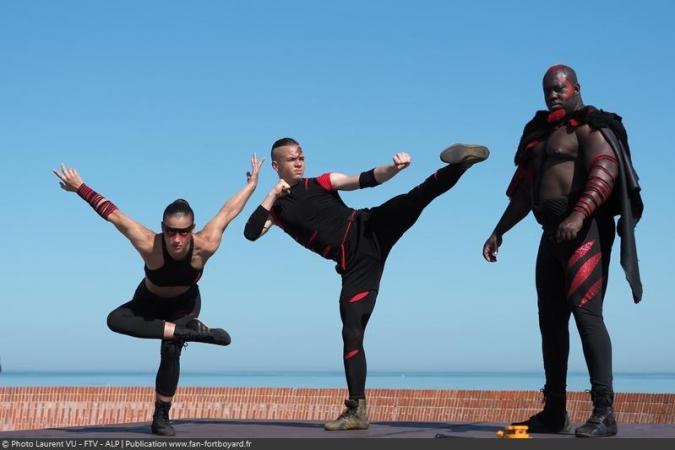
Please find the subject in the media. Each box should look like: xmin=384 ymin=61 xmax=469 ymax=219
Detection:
xmin=514 ymin=106 xmax=644 ymax=303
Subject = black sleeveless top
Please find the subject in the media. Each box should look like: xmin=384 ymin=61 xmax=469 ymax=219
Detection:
xmin=144 ymin=235 xmax=203 ymax=287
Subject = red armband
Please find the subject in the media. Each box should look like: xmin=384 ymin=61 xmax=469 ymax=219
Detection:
xmin=77 ymin=183 xmax=118 ymax=220
xmin=572 ymin=154 xmax=618 ymax=219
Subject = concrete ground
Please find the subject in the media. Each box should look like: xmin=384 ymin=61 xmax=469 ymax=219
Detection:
xmin=2 ymin=420 xmax=674 ymax=438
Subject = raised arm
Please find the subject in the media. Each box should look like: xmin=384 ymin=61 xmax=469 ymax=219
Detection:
xmin=483 ymin=176 xmax=532 ymax=262
xmin=329 ymin=152 xmax=412 ymax=191
xmin=197 ymin=154 xmax=264 ymax=253
xmin=243 ymin=178 xmax=290 ymax=241
xmin=556 ymin=126 xmax=619 ymax=242
xmin=52 ymin=164 xmax=156 ymax=258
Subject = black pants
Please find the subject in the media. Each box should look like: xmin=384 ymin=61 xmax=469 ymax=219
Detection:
xmin=107 ymin=281 xmax=201 ymax=397
xmin=534 ymin=200 xmax=615 ymax=393
xmin=338 ymin=164 xmax=467 ymax=399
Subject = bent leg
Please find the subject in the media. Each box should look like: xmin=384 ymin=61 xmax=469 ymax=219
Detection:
xmin=107 ymin=300 xmax=165 ymax=339
xmin=107 ymin=284 xmax=201 ymax=340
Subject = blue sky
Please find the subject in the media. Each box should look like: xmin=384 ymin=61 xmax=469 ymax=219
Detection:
xmin=1 ymin=1 xmax=674 ymax=377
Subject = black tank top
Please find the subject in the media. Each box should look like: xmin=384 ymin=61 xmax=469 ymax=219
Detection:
xmin=144 ymin=235 xmax=203 ymax=287
xmin=271 ymin=174 xmax=355 ymax=262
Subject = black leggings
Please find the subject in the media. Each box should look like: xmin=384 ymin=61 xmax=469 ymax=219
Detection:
xmin=535 ymin=210 xmax=615 ymax=393
xmin=339 ymin=164 xmax=467 ymax=399
xmin=107 ymin=281 xmax=201 ymax=397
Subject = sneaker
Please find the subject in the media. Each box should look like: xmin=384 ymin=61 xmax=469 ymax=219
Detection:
xmin=174 ymin=319 xmax=231 ymax=346
xmin=440 ymin=143 xmax=490 ymax=166
xmin=324 ymin=399 xmax=369 ymax=431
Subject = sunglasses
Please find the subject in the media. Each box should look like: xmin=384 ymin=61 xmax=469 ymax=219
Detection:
xmin=162 ymin=223 xmax=195 ymax=237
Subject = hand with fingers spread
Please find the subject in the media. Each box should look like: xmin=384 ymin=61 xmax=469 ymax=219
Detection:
xmin=53 ymin=163 xmax=120 ymax=221
xmin=196 ymin=153 xmax=266 ymax=251
xmin=246 ymin=153 xmax=265 ymax=186
xmin=392 ymin=152 xmax=411 ymax=171
xmin=52 ymin=163 xmax=84 ymax=192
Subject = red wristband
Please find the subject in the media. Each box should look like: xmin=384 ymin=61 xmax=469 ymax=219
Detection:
xmin=77 ymin=183 xmax=118 ymax=219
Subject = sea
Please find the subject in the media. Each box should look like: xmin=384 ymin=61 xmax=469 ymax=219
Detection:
xmin=1 ymin=371 xmax=674 ymax=393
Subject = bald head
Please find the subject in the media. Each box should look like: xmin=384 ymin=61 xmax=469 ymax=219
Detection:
xmin=542 ymin=64 xmax=583 ymax=113
xmin=544 ymin=64 xmax=579 ymax=86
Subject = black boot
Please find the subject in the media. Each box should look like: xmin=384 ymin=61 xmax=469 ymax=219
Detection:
xmin=575 ymin=390 xmax=618 ymax=438
xmin=173 ymin=318 xmax=231 ymax=346
xmin=512 ymin=388 xmax=571 ymax=433
xmin=151 ymin=400 xmax=175 ymax=436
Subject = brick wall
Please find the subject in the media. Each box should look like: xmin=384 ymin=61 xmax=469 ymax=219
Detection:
xmin=1 ymin=387 xmax=673 ymax=432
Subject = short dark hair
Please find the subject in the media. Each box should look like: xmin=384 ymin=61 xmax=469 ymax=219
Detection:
xmin=163 ymin=199 xmax=194 ymax=222
xmin=271 ymin=137 xmax=300 ymax=161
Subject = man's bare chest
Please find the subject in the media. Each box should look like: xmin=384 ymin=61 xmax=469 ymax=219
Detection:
xmin=531 ymin=127 xmax=580 ymax=166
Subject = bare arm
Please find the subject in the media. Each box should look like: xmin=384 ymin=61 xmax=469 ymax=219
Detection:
xmin=329 ymin=152 xmax=412 ymax=191
xmin=483 ymin=180 xmax=532 ymax=262
xmin=198 ymin=155 xmax=263 ymax=253
xmin=53 ymin=164 xmax=156 ymax=257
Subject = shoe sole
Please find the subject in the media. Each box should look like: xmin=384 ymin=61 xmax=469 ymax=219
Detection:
xmin=151 ymin=427 xmax=176 ymax=437
xmin=324 ymin=424 xmax=369 ymax=431
xmin=511 ymin=415 xmax=571 ymax=434
xmin=575 ymin=432 xmax=618 ymax=438
xmin=575 ymin=426 xmax=618 ymax=438
xmin=440 ymin=143 xmax=490 ymax=164
xmin=511 ymin=425 xmax=571 ymax=434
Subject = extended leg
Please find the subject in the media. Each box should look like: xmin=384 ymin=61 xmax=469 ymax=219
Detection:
xmin=370 ymin=145 xmax=489 ymax=257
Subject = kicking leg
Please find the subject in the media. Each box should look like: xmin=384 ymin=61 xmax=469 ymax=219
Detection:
xmin=369 ymin=144 xmax=488 ymax=257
